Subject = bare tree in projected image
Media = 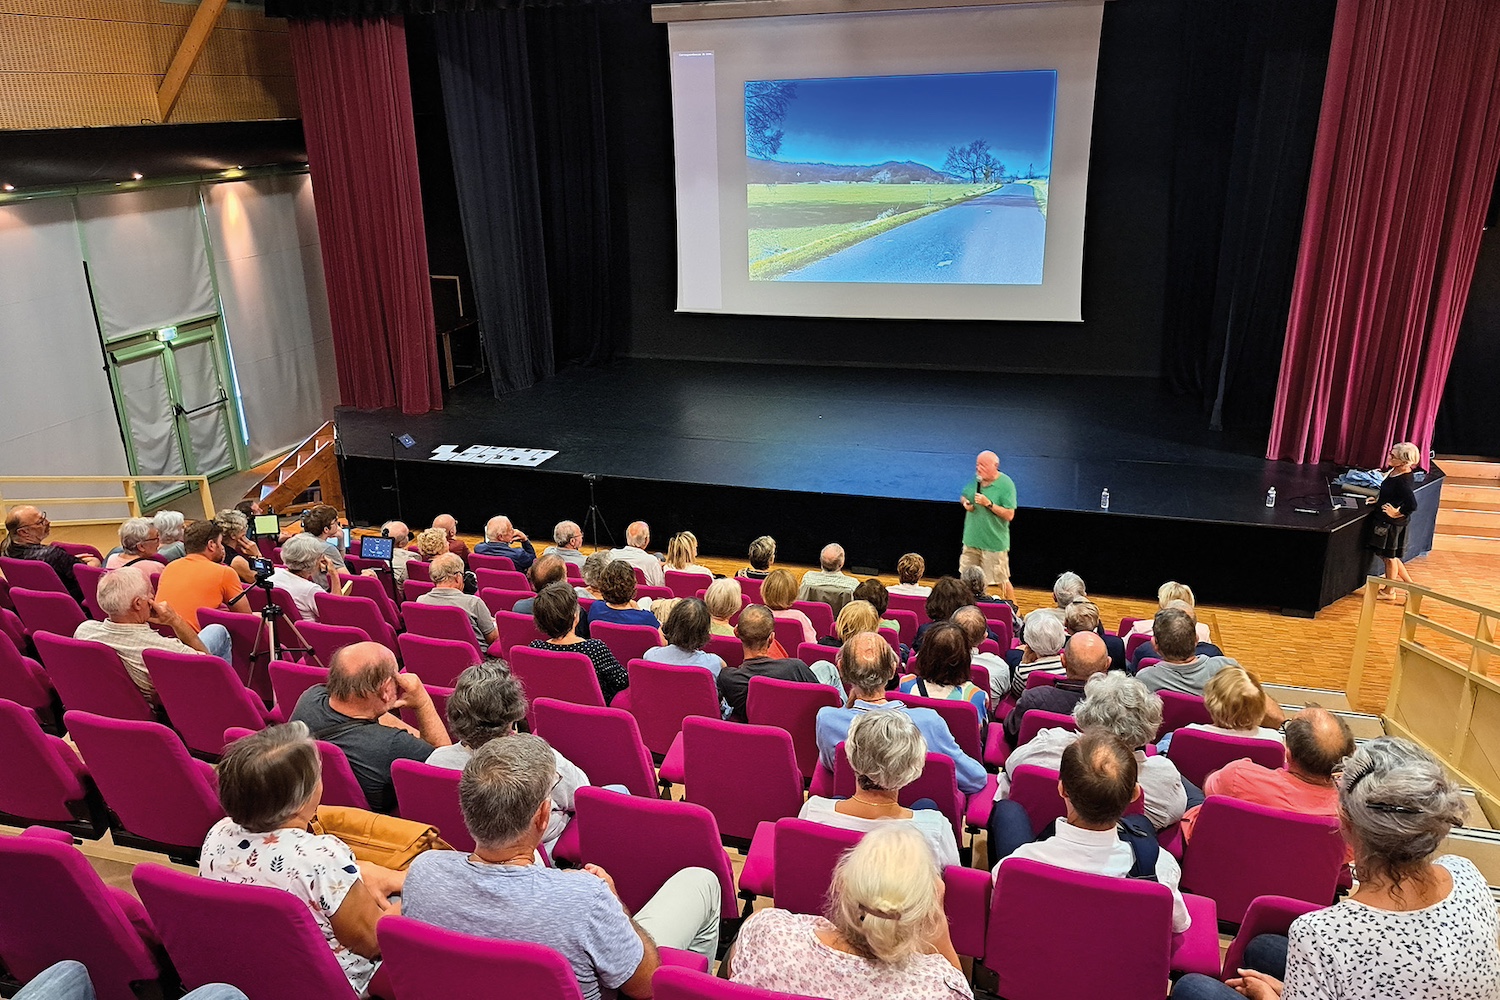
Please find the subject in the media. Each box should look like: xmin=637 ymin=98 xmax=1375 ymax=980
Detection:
xmin=745 ymin=81 xmax=799 ymax=158
xmin=943 ymin=138 xmax=1002 ymax=183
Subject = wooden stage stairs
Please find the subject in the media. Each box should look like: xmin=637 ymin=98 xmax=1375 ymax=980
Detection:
xmin=244 ymin=422 xmax=343 ymax=514
xmin=1434 ymin=457 xmax=1500 ymax=556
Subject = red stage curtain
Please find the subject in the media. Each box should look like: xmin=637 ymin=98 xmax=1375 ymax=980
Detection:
xmin=289 ymin=17 xmax=444 ymax=415
xmin=1266 ymin=0 xmax=1500 ymax=467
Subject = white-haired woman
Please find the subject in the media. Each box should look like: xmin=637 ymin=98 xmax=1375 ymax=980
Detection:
xmin=727 ymin=824 xmax=969 ymax=998
xmin=1370 ymin=442 xmax=1420 ymax=602
xmin=799 ymin=710 xmax=959 ymax=867
xmin=154 ymin=510 xmax=186 ymax=562
xmin=105 ymin=517 xmax=164 ymax=583
xmin=1172 ymin=737 xmax=1496 ymax=1000
xmin=215 ymin=509 xmax=259 ymax=584
xmin=704 ymin=577 xmax=742 ymax=637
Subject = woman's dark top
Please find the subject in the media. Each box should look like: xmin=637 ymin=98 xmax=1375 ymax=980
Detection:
xmin=528 ymin=638 xmax=629 ymax=703
xmin=1375 ymin=471 xmax=1418 ymax=521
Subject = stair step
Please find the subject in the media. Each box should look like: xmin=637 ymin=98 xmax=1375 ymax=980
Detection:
xmin=1437 ymin=459 xmax=1500 ymax=482
xmin=1262 ymin=683 xmax=1353 ymax=712
xmin=1437 ymin=509 xmax=1500 ymax=534
xmin=1440 ymin=496 xmax=1500 ymax=513
xmin=1444 ymin=484 xmax=1500 ymax=506
xmin=1433 ymin=534 xmax=1500 ymax=554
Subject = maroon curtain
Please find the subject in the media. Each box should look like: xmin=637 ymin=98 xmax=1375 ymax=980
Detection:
xmin=1266 ymin=0 xmax=1500 ymax=467
xmin=289 ymin=17 xmax=444 ymax=415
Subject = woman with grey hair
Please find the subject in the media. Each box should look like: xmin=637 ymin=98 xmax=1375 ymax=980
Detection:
xmin=959 ymin=564 xmax=1001 ymax=604
xmin=426 ymin=661 xmax=592 ymax=854
xmin=798 ymin=710 xmax=960 ymax=867
xmin=576 ymin=550 xmax=610 ymax=602
xmin=200 ymin=723 xmax=405 ymax=994
xmin=1052 ymin=571 xmax=1087 ymax=609
xmin=215 ymin=508 xmax=259 ymax=584
xmin=739 ymin=535 xmax=776 ymax=580
xmin=1172 ymin=737 xmax=1497 ymax=1000
xmin=728 ymin=824 xmax=970 ymax=998
xmin=268 ymin=533 xmax=331 ymax=621
xmin=104 ymin=516 xmax=164 ymax=583
xmin=1011 ymin=609 xmax=1067 ymax=696
xmin=153 ymin=510 xmax=186 ymax=561
xmin=704 ymin=577 xmax=743 ymax=637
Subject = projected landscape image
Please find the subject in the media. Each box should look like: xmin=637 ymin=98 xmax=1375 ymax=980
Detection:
xmin=746 ymin=70 xmax=1056 ymax=284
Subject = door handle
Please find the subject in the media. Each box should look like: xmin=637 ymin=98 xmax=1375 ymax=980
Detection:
xmin=177 ymin=395 xmax=229 ymax=417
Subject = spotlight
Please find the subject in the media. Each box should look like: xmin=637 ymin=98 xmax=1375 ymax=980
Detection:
xmin=131 ymin=172 xmax=144 ymax=181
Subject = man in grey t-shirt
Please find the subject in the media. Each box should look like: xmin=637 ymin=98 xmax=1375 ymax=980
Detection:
xmin=416 ymin=552 xmax=497 ymax=648
xmin=403 ymin=735 xmax=720 ymax=1000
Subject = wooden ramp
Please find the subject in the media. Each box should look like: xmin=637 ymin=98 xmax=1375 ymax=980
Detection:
xmin=244 ymin=422 xmax=343 ymax=514
xmin=1435 ymin=457 xmax=1500 ymax=555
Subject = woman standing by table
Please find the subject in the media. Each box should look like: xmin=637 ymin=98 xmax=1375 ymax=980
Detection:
xmin=1369 ymin=442 xmax=1419 ymax=602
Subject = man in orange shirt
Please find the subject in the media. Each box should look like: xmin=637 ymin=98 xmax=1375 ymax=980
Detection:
xmin=154 ymin=520 xmax=254 ymax=629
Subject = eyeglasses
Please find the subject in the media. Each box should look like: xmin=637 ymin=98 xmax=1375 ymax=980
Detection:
xmin=18 ymin=512 xmax=47 ymax=529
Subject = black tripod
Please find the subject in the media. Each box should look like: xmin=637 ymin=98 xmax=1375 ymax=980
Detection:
xmin=582 ymin=473 xmax=614 ymax=551
xmin=247 ymin=575 xmax=320 ymax=690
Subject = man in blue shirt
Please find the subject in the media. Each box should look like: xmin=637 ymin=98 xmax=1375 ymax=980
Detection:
xmin=815 ymin=632 xmax=987 ymax=795
xmin=474 ymin=515 xmax=536 ymax=571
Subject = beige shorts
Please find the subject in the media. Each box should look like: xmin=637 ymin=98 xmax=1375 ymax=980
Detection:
xmin=960 ymin=546 xmax=1010 ymax=590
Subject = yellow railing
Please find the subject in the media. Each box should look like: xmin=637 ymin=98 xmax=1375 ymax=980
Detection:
xmin=0 ymin=475 xmax=216 ymax=528
xmin=1347 ymin=575 xmax=1500 ymax=827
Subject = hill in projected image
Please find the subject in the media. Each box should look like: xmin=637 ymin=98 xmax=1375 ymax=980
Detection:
xmin=746 ymin=70 xmax=1056 ymax=284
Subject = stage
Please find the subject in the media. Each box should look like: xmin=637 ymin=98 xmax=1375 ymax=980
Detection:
xmin=335 ymin=359 xmax=1443 ymax=616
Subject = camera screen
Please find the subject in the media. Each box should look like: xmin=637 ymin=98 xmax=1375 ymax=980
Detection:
xmin=251 ymin=514 xmax=280 ymax=538
xmin=359 ymin=536 xmax=395 ymax=560
xmin=248 ymin=557 xmax=274 ymax=576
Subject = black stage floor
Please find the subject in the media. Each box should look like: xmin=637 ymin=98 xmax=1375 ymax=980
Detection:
xmin=336 ymin=359 xmax=1442 ymax=616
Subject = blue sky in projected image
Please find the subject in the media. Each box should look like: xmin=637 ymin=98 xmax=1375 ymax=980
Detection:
xmin=753 ymin=70 xmax=1057 ymax=176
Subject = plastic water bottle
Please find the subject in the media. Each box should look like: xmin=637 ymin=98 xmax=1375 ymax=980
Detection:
xmin=1100 ymin=488 xmax=1110 ymax=510
xmin=1266 ymin=487 xmax=1277 ymax=508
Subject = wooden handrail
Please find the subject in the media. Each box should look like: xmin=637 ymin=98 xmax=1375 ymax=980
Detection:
xmin=0 ymin=475 xmax=215 ymax=528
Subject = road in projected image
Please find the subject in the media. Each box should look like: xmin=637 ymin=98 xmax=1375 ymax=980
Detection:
xmin=745 ymin=70 xmax=1057 ymax=285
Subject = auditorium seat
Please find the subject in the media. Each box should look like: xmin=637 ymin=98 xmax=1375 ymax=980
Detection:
xmin=142 ymin=648 xmax=272 ymax=758
xmin=623 ymin=659 xmax=719 ymax=763
xmin=832 ymin=743 xmax=964 ymax=845
xmin=197 ymin=607 xmax=274 ymax=704
xmin=474 ymin=567 xmax=529 ymax=592
xmin=241 ymin=584 xmax=303 ymax=623
xmin=0 ymin=557 xmax=71 ymax=597
xmin=391 ymin=759 xmax=474 ymax=852
xmin=591 ymin=621 xmax=664 ymax=666
xmin=1166 ymin=728 xmax=1285 ymax=787
xmin=1156 ymin=691 xmax=1213 ymax=740
xmin=0 ymin=629 xmax=61 ymax=732
xmin=315 ymin=592 xmax=399 ymax=653
xmin=402 ymin=601 xmax=482 ymax=654
xmin=745 ymin=675 xmax=840 ymax=784
xmin=509 ymin=646 xmax=605 ymax=729
xmin=468 ymin=552 xmax=517 ymax=573
xmin=73 ymin=564 xmax=108 ymax=620
xmin=0 ymin=698 xmax=107 ymax=839
xmin=703 ymin=635 xmax=744 ymax=668
xmin=886 ymin=592 xmax=929 ymax=620
xmin=398 ymin=633 xmax=480 ymax=688
xmin=1014 ymin=708 xmax=1077 ymax=748
xmin=268 ymin=659 xmax=327 ymax=722
xmin=32 ymin=632 xmax=155 ymax=723
xmin=738 ymin=816 xmax=862 ymax=913
xmin=532 ymin=697 xmax=658 ymax=799
xmin=681 ymin=716 xmax=803 ymax=847
xmin=491 ymin=609 xmax=547 ymax=654
xmin=11 ymin=588 xmax=87 ymax=639
xmin=885 ymin=608 xmax=919 ymax=645
xmin=297 ymin=620 xmax=373 ymax=669
xmin=791 ymin=600 xmax=836 ymax=638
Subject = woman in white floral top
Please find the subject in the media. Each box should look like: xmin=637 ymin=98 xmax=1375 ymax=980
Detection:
xmin=726 ymin=825 xmax=972 ymax=1000
xmin=200 ymin=723 xmax=406 ymax=994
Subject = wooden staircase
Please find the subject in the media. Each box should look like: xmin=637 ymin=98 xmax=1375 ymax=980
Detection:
xmin=1434 ymin=457 xmax=1500 ymax=555
xmin=245 ymin=422 xmax=344 ymax=514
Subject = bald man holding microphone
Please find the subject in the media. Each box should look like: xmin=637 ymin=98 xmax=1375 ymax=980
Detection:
xmin=959 ymin=450 xmax=1017 ymax=602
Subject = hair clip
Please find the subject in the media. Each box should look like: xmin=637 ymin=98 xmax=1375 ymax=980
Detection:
xmin=1364 ymin=801 xmax=1423 ymax=815
xmin=857 ymin=903 xmax=901 ymax=922
xmin=1338 ymin=754 xmax=1376 ymax=792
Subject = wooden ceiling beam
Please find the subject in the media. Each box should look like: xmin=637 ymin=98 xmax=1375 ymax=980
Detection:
xmin=156 ymin=0 xmax=230 ymax=123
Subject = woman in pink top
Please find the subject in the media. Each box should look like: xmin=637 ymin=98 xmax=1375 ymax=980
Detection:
xmin=762 ymin=569 xmax=816 ymax=644
xmin=726 ymin=825 xmax=971 ymax=999
xmin=105 ymin=517 xmax=163 ymax=583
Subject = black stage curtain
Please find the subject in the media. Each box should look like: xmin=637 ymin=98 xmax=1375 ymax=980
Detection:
xmin=1161 ymin=0 xmax=1336 ymax=439
xmin=1434 ymin=221 xmax=1500 ymax=458
xmin=432 ymin=8 xmax=615 ymax=394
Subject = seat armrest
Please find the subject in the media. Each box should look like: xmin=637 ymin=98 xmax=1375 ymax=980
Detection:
xmin=942 ymin=865 xmax=991 ymax=961
xmin=658 ymin=947 xmax=710 ymax=973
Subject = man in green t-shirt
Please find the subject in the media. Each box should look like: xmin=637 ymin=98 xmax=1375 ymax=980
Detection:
xmin=959 ymin=450 xmax=1017 ymax=601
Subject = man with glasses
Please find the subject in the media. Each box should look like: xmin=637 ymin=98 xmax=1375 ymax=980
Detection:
xmin=1 ymin=505 xmax=99 ymax=603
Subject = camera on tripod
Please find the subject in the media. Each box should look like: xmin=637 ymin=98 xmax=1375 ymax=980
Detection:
xmin=248 ymin=556 xmax=275 ymax=585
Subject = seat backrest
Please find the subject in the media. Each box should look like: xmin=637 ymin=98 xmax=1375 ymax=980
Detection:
xmin=0 ymin=606 xmax=26 ymax=653
xmin=468 ymin=553 xmax=516 ymax=572
xmin=398 ymin=632 xmax=481 ymax=688
xmin=314 ymin=592 xmax=396 ymax=652
xmin=492 ymin=610 xmax=548 ymax=655
xmin=1024 ymin=670 xmax=1060 ymax=690
xmin=772 ymin=817 xmax=864 ymax=917
xmin=197 ymin=607 xmax=268 ymax=697
xmin=379 ymin=915 xmax=584 ymax=1000
xmin=55 ymin=542 xmax=104 ymax=562
xmin=795 ymin=642 xmax=834 ymax=667
xmin=573 ymin=786 xmax=738 ymax=917
xmin=1006 ymin=765 xmax=1067 ymax=836
xmin=406 ymin=559 xmax=432 ymax=583
xmin=403 ymin=579 xmax=435 ymax=603
xmin=832 ymin=745 xmax=963 ymax=841
xmin=298 ymin=621 xmax=373 ymax=669
xmin=1016 ymin=708 xmax=1077 ymax=748
xmin=979 ymin=601 xmax=1014 ymax=629
xmin=624 ymin=659 xmax=720 ymax=757
xmin=664 ymin=570 xmax=709 ymax=599
xmin=532 ymin=698 xmax=658 ymax=798
xmin=0 ymin=630 xmax=54 ymax=709
xmin=473 ymin=568 xmax=530 ymax=593
xmin=32 ymin=631 xmax=155 ymax=722
xmin=64 ymin=711 xmax=223 ymax=851
xmin=1179 ymin=796 xmax=1346 ymax=922
xmin=402 ymin=600 xmax=481 ymax=652
xmin=316 ymin=739 xmax=371 ymax=809
xmin=746 ymin=675 xmax=840 ymax=781
xmin=508 ymin=646 xmax=605 ymax=728
xmin=1166 ymin=728 xmax=1285 ymax=786
xmin=877 ymin=627 xmax=900 ymax=655
xmin=1117 ymin=616 xmax=1139 ymax=637
xmin=988 ymin=857 xmax=1174 ymax=1000
xmin=343 ymin=573 xmax=401 ymax=630
xmin=241 ymin=585 xmax=303 ymax=623
xmin=654 ymin=966 xmax=812 ymax=1000
xmin=132 ymin=862 xmax=358 ymax=1000
xmin=791 ymin=601 xmax=835 ymax=638
xmin=1156 ymin=690 xmax=1214 ymax=740
xmin=74 ymin=564 xmax=109 ymax=620
xmin=771 ymin=616 xmax=805 ymax=659
xmin=884 ymin=608 xmax=918 ymax=646
xmin=1221 ymin=895 xmax=1322 ymax=979
xmin=732 ymin=576 xmax=763 ymax=602
xmin=478 ymin=588 xmax=532 ymax=615
xmin=0 ymin=558 xmax=69 ymax=596
xmin=887 ymin=690 xmax=982 ymax=761
xmin=1124 ymin=632 xmax=1151 ymax=660
xmin=0 ymin=832 xmax=161 ymax=1000
xmin=703 ymin=635 xmax=745 ymax=668
xmin=886 ymin=592 xmax=929 ymax=620
xmin=0 ymin=698 xmax=89 ymax=823
xmin=143 ymin=648 xmax=266 ymax=756
xmin=591 ymin=621 xmax=664 ymax=666
xmin=682 ymin=717 xmax=802 ymax=842
xmin=390 ymin=758 xmax=473 ymax=852
xmin=11 ymin=588 xmax=87 ymax=637
xmin=269 ymin=660 xmax=328 ymax=721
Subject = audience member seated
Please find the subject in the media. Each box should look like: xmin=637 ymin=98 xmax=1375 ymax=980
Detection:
xmin=154 ymin=520 xmax=252 ymax=629
xmin=301 ymin=505 xmax=348 ymax=577
xmin=382 ymin=520 xmax=415 ymax=584
xmin=763 ymin=568 xmax=816 ymax=644
xmin=1125 ymin=580 xmax=1215 ymax=645
xmin=608 ymin=521 xmax=664 ymax=587
xmin=642 ymin=597 xmax=725 ymax=677
xmin=154 ymin=510 xmax=186 ymax=562
xmin=996 ymin=732 xmax=1191 ymax=932
xmin=954 ymin=605 xmax=1012 ymax=702
xmin=1180 ymin=705 xmax=1353 ymax=844
xmin=1173 ymin=738 xmax=1496 ymax=1000
xmin=852 ymin=578 xmax=902 ymax=636
xmin=403 ymin=734 xmax=722 ymax=998
xmin=1127 ymin=599 xmax=1224 ymax=673
xmin=997 ymin=672 xmax=1187 ymax=830
xmin=288 ymin=641 xmax=452 ymax=812
xmin=704 ymin=577 xmax=742 ymax=637
xmin=269 ymin=533 xmax=334 ymax=621
xmin=426 ymin=660 xmax=589 ymax=854
xmin=899 ymin=621 xmax=986 ymax=720
xmin=431 ymin=513 xmax=471 ymax=563
xmin=889 ymin=553 xmax=931 ymax=596
xmin=104 ymin=516 xmax=164 ymax=583
xmin=529 ymin=582 xmax=629 ymax=703
xmin=1010 ymin=610 xmax=1067 ymax=696
xmin=203 ymin=724 xmax=406 ymax=995
xmin=214 ymin=509 xmax=259 ymax=585
xmin=1136 ymin=609 xmax=1284 ymax=731
xmin=74 ymin=567 xmax=233 ymax=699
xmin=1159 ymin=666 xmax=1284 ymax=754
xmin=475 ymin=515 xmax=534 ymax=571
xmin=960 ymin=565 xmax=1002 ymax=605
xmin=717 ymin=604 xmax=818 ymax=722
xmin=587 ymin=560 xmax=660 ymax=631
xmin=1051 ymin=571 xmax=1088 ymax=610
xmin=1062 ymin=597 xmax=1126 ymax=672
xmin=1002 ymin=631 xmax=1110 ymax=748
xmin=797 ymin=543 xmax=859 ymax=608
xmin=914 ymin=578 xmax=998 ymax=650
xmin=1 ymin=504 xmax=98 ymax=602
xmin=817 ymin=634 xmax=986 ymax=795
xmin=578 ymin=550 xmax=610 ymax=601
xmin=513 ymin=554 xmax=566 ymax=617
xmin=739 ymin=535 xmax=776 ymax=580
xmin=415 ymin=526 xmax=450 ymax=563
xmin=663 ymin=530 xmax=712 ymax=578
xmin=417 ymin=553 xmax=498 ymax=648
xmin=726 ymin=825 xmax=969 ymax=999
xmin=800 ymin=709 xmax=961 ymax=867
xmin=542 ymin=519 xmax=586 ymax=568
